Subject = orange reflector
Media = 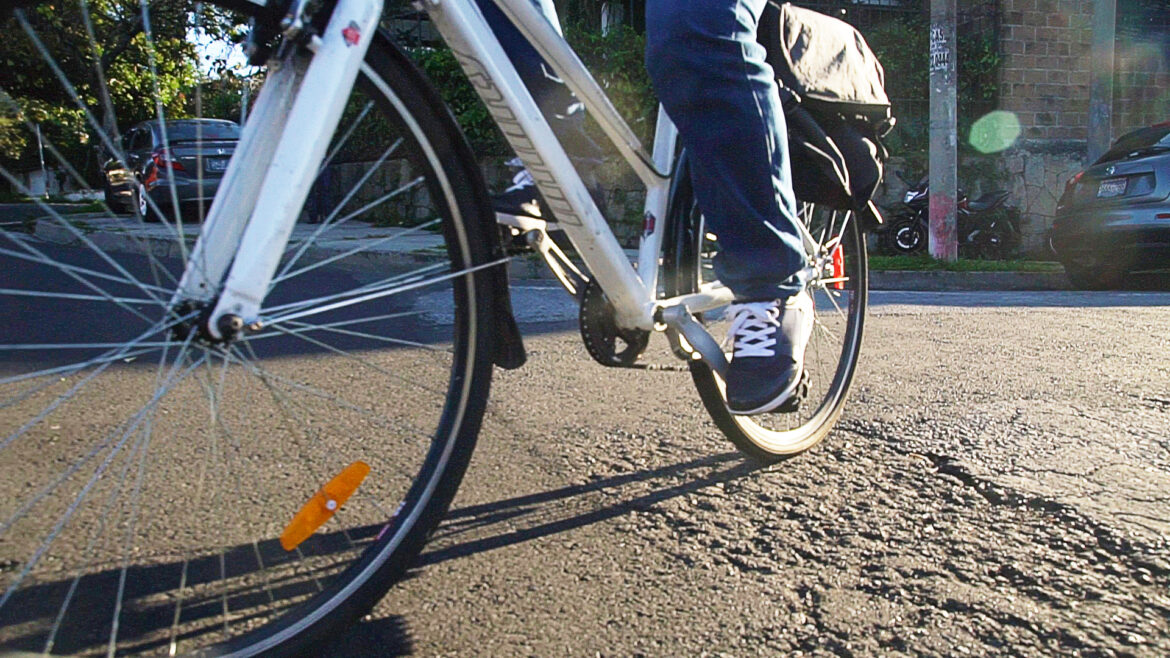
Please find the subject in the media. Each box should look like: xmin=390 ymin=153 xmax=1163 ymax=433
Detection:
xmin=830 ymin=244 xmax=845 ymax=290
xmin=280 ymin=461 xmax=370 ymax=551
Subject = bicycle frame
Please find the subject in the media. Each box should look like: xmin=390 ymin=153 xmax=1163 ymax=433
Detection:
xmin=425 ymin=0 xmax=731 ymax=331
xmin=184 ymin=0 xmax=826 ymax=348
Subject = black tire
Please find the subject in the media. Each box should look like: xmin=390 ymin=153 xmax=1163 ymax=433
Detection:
xmin=1063 ymin=262 xmax=1123 ymax=290
xmin=135 ymin=181 xmax=162 ymax=223
xmin=889 ymin=216 xmax=925 ymax=254
xmin=3 ymin=7 xmax=498 ymax=656
xmin=662 ymin=152 xmax=868 ymax=462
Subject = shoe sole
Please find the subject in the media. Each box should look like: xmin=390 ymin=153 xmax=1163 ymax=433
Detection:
xmin=727 ymin=368 xmax=808 ymax=416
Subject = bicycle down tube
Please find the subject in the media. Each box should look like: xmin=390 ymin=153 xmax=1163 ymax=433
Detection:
xmin=424 ymin=0 xmax=735 ymax=331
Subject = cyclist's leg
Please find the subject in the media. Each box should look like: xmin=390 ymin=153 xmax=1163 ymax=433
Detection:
xmin=645 ymin=0 xmax=811 ymax=415
xmin=476 ymin=0 xmax=604 ymax=217
xmin=644 ymin=0 xmax=805 ymax=300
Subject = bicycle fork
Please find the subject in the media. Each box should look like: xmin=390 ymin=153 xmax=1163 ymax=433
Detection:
xmin=171 ymin=0 xmax=383 ymax=340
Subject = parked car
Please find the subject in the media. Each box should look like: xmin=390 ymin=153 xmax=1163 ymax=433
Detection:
xmin=1051 ymin=122 xmax=1170 ymax=289
xmin=102 ymin=119 xmax=241 ymax=221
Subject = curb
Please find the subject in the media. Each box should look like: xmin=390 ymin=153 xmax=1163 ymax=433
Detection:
xmin=31 ymin=217 xmax=1071 ymax=291
xmin=870 ymin=270 xmax=1070 ymax=291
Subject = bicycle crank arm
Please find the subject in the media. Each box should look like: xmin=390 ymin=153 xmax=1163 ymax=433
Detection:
xmin=500 ymin=213 xmax=589 ymax=299
xmin=658 ymin=305 xmax=729 ymax=377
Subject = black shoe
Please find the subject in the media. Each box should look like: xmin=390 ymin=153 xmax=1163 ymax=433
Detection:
xmin=724 ymin=292 xmax=814 ymax=415
xmin=493 ymin=182 xmax=545 ymax=220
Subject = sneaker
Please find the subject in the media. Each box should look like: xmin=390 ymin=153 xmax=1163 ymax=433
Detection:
xmin=723 ymin=291 xmax=814 ymax=415
xmin=494 ymin=163 xmax=545 ymax=220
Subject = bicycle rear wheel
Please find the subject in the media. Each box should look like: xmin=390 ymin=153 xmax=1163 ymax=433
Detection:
xmin=663 ymin=153 xmax=868 ymax=462
xmin=1 ymin=5 xmax=499 ymax=655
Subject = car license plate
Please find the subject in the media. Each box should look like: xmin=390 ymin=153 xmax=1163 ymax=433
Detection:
xmin=1097 ymin=178 xmax=1126 ymax=198
xmin=205 ymin=158 xmax=229 ymax=172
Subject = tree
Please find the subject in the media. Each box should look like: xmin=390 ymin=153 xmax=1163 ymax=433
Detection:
xmin=1 ymin=0 xmax=242 ymax=179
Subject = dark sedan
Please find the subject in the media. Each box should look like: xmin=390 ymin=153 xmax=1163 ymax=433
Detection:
xmin=102 ymin=119 xmax=240 ymax=221
xmin=1051 ymin=122 xmax=1170 ymax=289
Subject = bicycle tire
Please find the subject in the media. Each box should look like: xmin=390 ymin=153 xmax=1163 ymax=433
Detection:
xmin=662 ymin=151 xmax=868 ymax=462
xmin=2 ymin=6 xmax=498 ymax=655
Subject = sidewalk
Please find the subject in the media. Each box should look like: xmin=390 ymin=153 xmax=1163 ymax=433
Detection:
xmin=31 ymin=214 xmax=1072 ymax=291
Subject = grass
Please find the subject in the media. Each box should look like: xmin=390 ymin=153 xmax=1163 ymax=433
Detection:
xmin=868 ymin=254 xmax=1063 ymax=273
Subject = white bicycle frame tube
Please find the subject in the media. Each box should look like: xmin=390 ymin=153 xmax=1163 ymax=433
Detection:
xmin=178 ymin=0 xmax=752 ymax=335
xmin=192 ymin=0 xmax=383 ymax=336
xmin=425 ymin=0 xmax=661 ymax=329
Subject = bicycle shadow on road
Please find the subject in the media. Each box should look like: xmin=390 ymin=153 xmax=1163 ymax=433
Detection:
xmin=325 ymin=450 xmax=764 ymax=654
xmin=418 ymin=451 xmax=754 ymax=568
xmin=0 ymin=450 xmax=763 ymax=656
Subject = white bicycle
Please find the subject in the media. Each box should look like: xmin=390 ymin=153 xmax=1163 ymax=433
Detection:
xmin=1 ymin=0 xmax=871 ymax=653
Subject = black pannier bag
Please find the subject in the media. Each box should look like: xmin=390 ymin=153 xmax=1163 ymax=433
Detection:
xmin=758 ymin=2 xmax=895 ymax=226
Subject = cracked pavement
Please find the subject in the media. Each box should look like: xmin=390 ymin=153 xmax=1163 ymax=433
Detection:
xmin=333 ymin=289 xmax=1170 ymax=656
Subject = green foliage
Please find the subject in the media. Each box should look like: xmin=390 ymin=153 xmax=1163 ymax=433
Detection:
xmin=563 ymin=23 xmax=657 ymax=145
xmin=406 ymin=22 xmax=659 ymax=159
xmin=869 ymin=254 xmax=1060 ymax=272
xmin=2 ymin=1 xmax=245 ymax=182
xmin=410 ymin=46 xmax=509 ymax=156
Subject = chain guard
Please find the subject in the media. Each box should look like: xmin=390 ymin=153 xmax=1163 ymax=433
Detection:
xmin=578 ymin=280 xmax=650 ymax=368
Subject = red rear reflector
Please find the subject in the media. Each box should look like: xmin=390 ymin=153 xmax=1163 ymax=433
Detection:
xmin=830 ymin=244 xmax=845 ymax=290
xmin=152 ymin=149 xmax=185 ymax=171
xmin=1156 ymin=213 xmax=1170 ymax=220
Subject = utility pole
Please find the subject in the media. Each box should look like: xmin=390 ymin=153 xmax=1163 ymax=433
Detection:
xmin=929 ymin=0 xmax=958 ymax=261
xmin=1087 ymin=0 xmax=1116 ymax=163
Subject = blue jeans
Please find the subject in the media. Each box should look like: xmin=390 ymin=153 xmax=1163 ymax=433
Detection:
xmin=484 ymin=0 xmax=806 ymax=300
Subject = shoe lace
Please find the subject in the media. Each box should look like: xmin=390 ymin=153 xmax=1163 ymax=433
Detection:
xmin=725 ymin=302 xmax=780 ymax=358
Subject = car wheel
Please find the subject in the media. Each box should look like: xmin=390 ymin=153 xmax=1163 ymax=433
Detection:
xmin=1064 ymin=262 xmax=1123 ymax=290
xmin=136 ymin=182 xmax=160 ymax=222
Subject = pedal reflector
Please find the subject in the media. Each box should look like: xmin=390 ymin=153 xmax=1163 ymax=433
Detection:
xmin=280 ymin=461 xmax=370 ymax=551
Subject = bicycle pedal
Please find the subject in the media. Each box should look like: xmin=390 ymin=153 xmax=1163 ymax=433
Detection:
xmin=772 ymin=369 xmax=810 ymax=414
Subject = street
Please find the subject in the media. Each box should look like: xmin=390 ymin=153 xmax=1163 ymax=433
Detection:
xmin=1 ymin=239 xmax=1167 ymax=656
xmin=331 ymin=285 xmax=1170 ymax=656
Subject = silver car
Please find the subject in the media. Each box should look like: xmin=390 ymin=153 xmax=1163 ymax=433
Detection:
xmin=102 ymin=119 xmax=240 ymax=221
xmin=1051 ymin=122 xmax=1170 ymax=289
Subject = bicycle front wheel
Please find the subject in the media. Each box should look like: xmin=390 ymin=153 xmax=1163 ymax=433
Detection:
xmin=1 ymin=5 xmax=499 ymax=655
xmin=663 ymin=154 xmax=868 ymax=462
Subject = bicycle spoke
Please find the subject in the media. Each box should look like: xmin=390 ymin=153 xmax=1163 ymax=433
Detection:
xmin=224 ymin=345 xmax=436 ymax=459
xmin=264 ymin=257 xmax=507 ymax=326
xmin=239 ymin=309 xmax=427 ymax=345
xmin=0 ymin=288 xmax=165 ymax=307
xmin=276 ymin=317 xmax=451 ymax=354
xmin=0 ymin=173 xmax=168 ymax=321
xmin=263 ymin=260 xmax=448 ymax=318
xmin=0 ymin=243 xmax=173 ymax=296
xmin=0 ymin=348 xmax=203 ymax=615
xmin=275 ymin=190 xmax=430 ymax=284
xmin=276 ymin=140 xmax=405 ymax=280
xmin=320 ymin=100 xmax=375 ymax=172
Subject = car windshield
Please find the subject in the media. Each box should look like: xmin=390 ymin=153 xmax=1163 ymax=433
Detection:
xmin=1095 ymin=124 xmax=1170 ymax=164
xmin=166 ymin=121 xmax=241 ymax=142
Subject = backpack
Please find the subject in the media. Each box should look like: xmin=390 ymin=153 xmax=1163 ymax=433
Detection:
xmin=758 ymin=2 xmax=894 ymax=225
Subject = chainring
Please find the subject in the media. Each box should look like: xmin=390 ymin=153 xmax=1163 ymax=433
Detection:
xmin=578 ymin=279 xmax=650 ymax=368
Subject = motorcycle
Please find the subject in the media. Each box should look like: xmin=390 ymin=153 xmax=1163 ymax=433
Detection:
xmin=881 ymin=172 xmax=1021 ymax=259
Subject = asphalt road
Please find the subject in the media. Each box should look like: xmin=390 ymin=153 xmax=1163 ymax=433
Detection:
xmin=2 ymin=239 xmax=1168 ymax=655
xmin=324 ymin=284 xmax=1170 ymax=656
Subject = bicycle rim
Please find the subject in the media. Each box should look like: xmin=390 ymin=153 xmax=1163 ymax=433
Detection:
xmin=664 ymin=159 xmax=867 ymax=461
xmin=1 ymin=5 xmax=496 ymax=655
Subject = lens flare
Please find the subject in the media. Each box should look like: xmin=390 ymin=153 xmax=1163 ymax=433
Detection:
xmin=969 ymin=111 xmax=1022 ymax=154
